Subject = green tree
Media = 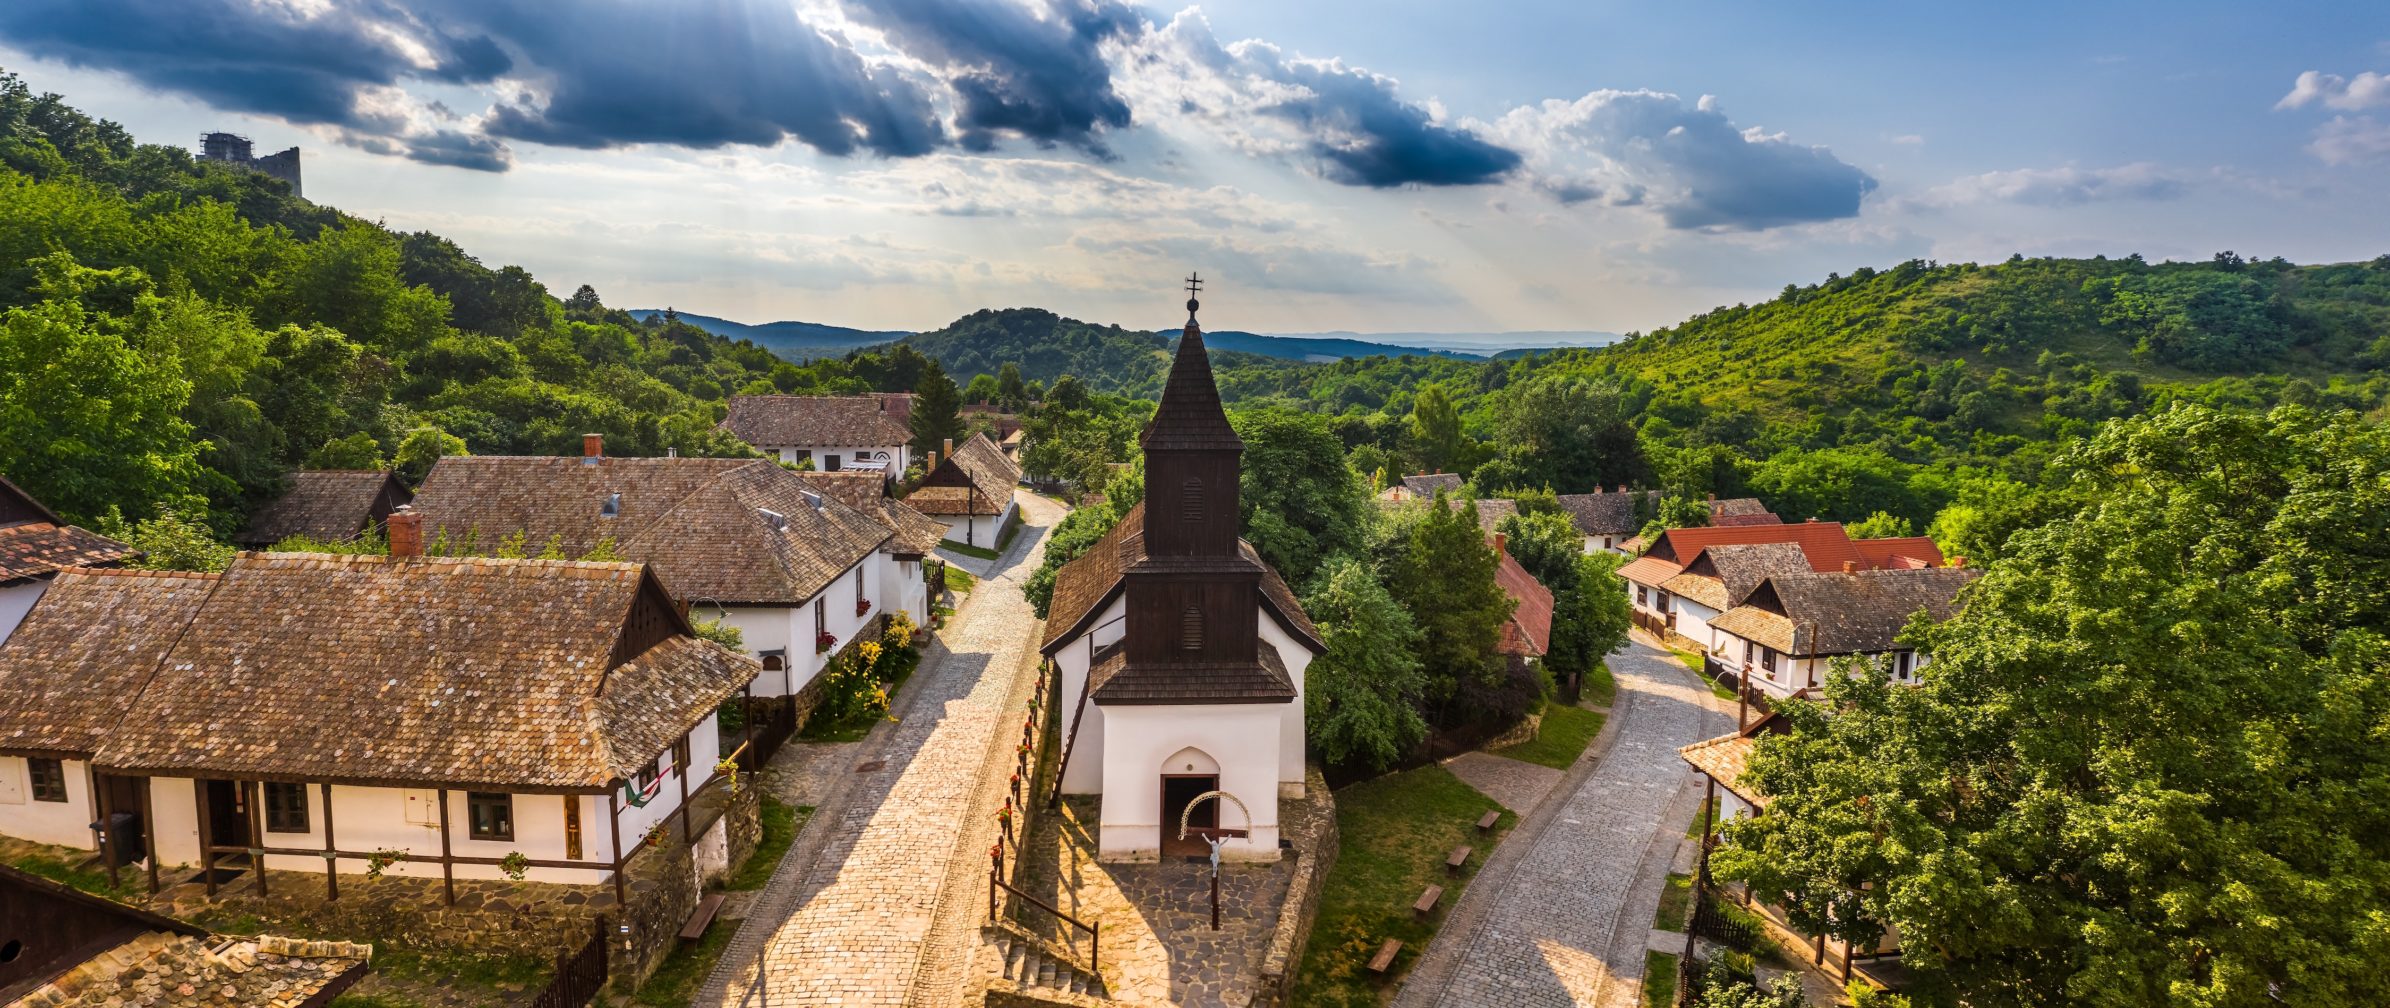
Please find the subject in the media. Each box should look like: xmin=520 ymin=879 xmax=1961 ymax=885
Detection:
xmin=964 ymin=371 xmax=1000 ymax=404
xmin=1495 ymin=510 xmax=1583 ymax=591
xmin=1845 ymin=511 xmax=1914 ymax=539
xmin=306 ymin=432 xmax=386 ymax=469
xmin=910 ymin=361 xmax=966 ymax=459
xmin=392 ymin=425 xmax=467 ymax=485
xmin=0 ymin=287 xmax=203 ymax=523
xmin=1407 ymin=382 xmax=1467 ymax=474
xmin=996 ymin=361 xmax=1029 ymax=409
xmin=1747 ymin=446 xmax=1936 ymax=528
xmin=1302 ymin=557 xmax=1430 ymax=771
xmin=1491 ymin=373 xmax=1649 ymax=493
xmin=1385 ymin=491 xmax=1513 ymax=722
xmin=1547 ymin=552 xmax=1632 ymax=691
xmin=1233 ymin=407 xmax=1371 ymax=588
xmin=1716 ymin=405 xmax=2390 ymax=1008
xmin=105 ymin=506 xmax=234 ymax=572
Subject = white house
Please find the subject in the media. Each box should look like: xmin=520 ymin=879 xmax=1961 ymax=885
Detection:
xmin=0 ymin=474 xmax=137 ymax=644
xmin=408 ymin=436 xmax=905 ymax=699
xmin=1373 ymin=472 xmax=1463 ymax=503
xmin=907 ymin=432 xmax=1021 ymax=549
xmin=1617 ymin=522 xmax=1943 ymax=655
xmin=1039 ymin=303 xmax=1324 ymax=863
xmin=1706 ymin=565 xmax=1981 ymax=701
xmin=785 ymin=468 xmax=948 ymax=626
xmin=0 ymin=538 xmax=756 ymax=901
xmin=720 ymin=393 xmax=914 ymax=478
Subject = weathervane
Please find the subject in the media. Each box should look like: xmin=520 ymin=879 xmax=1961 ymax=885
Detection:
xmin=1184 ymin=271 xmax=1203 ymax=319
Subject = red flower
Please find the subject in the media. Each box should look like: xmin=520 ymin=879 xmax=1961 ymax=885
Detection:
xmin=814 ymin=631 xmax=837 ymax=653
xmin=855 ymin=599 xmax=873 ymax=617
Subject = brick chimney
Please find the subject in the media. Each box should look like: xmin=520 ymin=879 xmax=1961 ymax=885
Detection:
xmin=1949 ymin=556 xmax=1968 ymax=568
xmin=1614 ymin=484 xmax=1625 ymax=493
xmin=582 ymin=433 xmax=604 ymax=465
xmin=926 ymin=451 xmax=939 ymax=472
xmin=1843 ymin=560 xmax=1858 ymax=573
xmin=1493 ymin=532 xmax=1507 ymax=555
xmin=943 ymin=437 xmax=955 ymax=458
xmin=1706 ymin=491 xmax=1716 ymax=501
xmin=387 ymin=506 xmax=423 ymax=559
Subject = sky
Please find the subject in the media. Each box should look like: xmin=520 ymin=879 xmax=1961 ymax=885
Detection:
xmin=1 ymin=0 xmax=2386 ymax=335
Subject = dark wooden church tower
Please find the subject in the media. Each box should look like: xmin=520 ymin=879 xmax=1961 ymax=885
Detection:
xmin=1120 ymin=275 xmax=1267 ymax=676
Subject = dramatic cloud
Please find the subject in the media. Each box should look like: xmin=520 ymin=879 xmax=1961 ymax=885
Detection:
xmin=1487 ymin=91 xmax=1876 ymax=230
xmin=850 ymin=0 xmax=1139 ymax=153
xmin=2277 ymin=69 xmax=2390 ymax=111
xmin=1123 ymin=10 xmax=1523 ymax=188
xmin=1910 ymin=162 xmax=2191 ymax=208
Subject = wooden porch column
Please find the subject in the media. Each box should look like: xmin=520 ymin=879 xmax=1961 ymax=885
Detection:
xmin=436 ymin=787 xmax=455 ymax=907
xmin=91 ymin=763 xmax=118 ymax=890
xmin=194 ymin=779 xmax=215 ymax=899
xmin=321 ymin=781 xmax=338 ymax=901
xmin=679 ymin=744 xmax=693 ymax=845
xmin=607 ymin=787 xmax=627 ymax=907
xmin=247 ymin=781 xmax=267 ymax=897
xmin=141 ymin=777 xmax=159 ymax=894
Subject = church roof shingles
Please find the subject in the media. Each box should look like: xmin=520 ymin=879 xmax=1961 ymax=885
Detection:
xmin=1039 ymin=504 xmax=1320 ymax=657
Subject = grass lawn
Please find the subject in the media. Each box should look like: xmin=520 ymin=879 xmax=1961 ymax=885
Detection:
xmin=1687 ymin=796 xmax=1720 ymax=839
xmin=1673 ymin=648 xmax=1737 ymax=702
xmin=1656 ymin=872 xmax=1694 ymax=932
xmin=1583 ymin=660 xmax=1617 ymax=708
xmin=199 ymin=905 xmax=546 ymax=1008
xmin=1643 ymin=950 xmax=1680 ymax=1008
xmin=726 ymin=797 xmax=809 ymax=890
xmin=1494 ymin=700 xmax=1606 ymax=770
xmin=1289 ymin=765 xmax=1513 ymax=1007
xmin=632 ymin=922 xmax=735 ymax=1006
xmin=943 ymin=563 xmax=978 ymax=591
xmin=4 ymin=844 xmax=143 ymax=901
xmin=944 ymin=540 xmax=1001 ymax=561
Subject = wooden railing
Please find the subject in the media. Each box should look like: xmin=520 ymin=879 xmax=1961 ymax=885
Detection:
xmin=989 ymin=855 xmax=1100 ymax=977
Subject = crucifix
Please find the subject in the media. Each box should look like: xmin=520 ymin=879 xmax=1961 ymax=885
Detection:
xmin=1177 ymin=789 xmax=1253 ymax=931
xmin=1184 ymin=271 xmax=1203 ymax=317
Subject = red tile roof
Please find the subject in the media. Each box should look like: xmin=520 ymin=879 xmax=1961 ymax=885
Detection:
xmin=1493 ymin=548 xmax=1553 ymax=657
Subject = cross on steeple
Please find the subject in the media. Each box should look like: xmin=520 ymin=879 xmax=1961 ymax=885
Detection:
xmin=1184 ymin=271 xmax=1203 ymax=319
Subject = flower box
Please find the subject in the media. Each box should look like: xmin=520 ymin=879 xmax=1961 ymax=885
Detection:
xmin=814 ymin=631 xmax=837 ymax=654
xmin=855 ymin=599 xmax=873 ymax=617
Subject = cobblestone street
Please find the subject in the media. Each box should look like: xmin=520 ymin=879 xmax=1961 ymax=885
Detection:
xmin=701 ymin=491 xmax=1063 ymax=1008
xmin=1395 ymin=639 xmax=1730 ymax=1008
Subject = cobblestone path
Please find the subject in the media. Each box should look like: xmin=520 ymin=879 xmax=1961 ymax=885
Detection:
xmin=1395 ymin=640 xmax=1730 ymax=1008
xmin=702 ymin=491 xmax=1063 ymax=1008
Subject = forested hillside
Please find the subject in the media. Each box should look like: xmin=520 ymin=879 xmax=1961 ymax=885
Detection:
xmin=0 ymin=70 xmax=945 ymax=534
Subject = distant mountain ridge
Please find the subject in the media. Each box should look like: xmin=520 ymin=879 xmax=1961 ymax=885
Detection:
xmin=626 ymin=309 xmax=908 ymax=360
xmin=1154 ymin=329 xmax=1480 ymax=361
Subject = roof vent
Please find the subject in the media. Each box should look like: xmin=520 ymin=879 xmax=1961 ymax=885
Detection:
xmin=602 ymin=492 xmax=621 ymax=518
xmin=757 ymin=508 xmax=787 ymax=531
xmin=801 ymin=490 xmax=825 ymax=512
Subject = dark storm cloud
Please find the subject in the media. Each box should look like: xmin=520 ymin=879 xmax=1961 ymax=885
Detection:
xmin=1270 ymin=60 xmax=1523 ymax=187
xmin=853 ymin=0 xmax=1140 ymax=153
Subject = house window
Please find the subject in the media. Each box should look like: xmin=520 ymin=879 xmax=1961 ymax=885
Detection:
xmin=26 ymin=758 xmax=66 ymax=803
xmin=825 ymin=454 xmax=842 ymax=471
xmin=601 ymin=492 xmax=621 ymax=518
xmin=467 ymin=792 xmax=513 ymax=841
xmin=815 ymin=598 xmax=826 ymax=637
xmin=673 ymin=738 xmax=691 ymax=777
xmin=1635 ymin=586 xmax=1649 ymax=607
xmin=1893 ymin=650 xmax=1917 ymax=681
xmin=855 ymin=566 xmax=865 ymax=607
xmin=1180 ymin=606 xmax=1204 ymax=650
xmin=1180 ymin=479 xmax=1204 ymax=522
xmin=1760 ymin=647 xmax=1779 ymax=676
xmin=1657 ymin=592 xmax=1672 ymax=613
xmin=636 ymin=761 xmax=658 ymax=797
xmin=263 ymin=782 xmax=310 ymax=832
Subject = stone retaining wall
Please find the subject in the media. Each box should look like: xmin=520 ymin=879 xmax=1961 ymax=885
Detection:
xmin=616 ymin=780 xmax=761 ymax=987
xmin=1253 ymin=764 xmax=1338 ymax=1007
xmin=1483 ymin=708 xmax=1544 ymax=751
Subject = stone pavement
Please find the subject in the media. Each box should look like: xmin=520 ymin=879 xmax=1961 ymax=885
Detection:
xmin=1394 ymin=640 xmax=1731 ymax=1008
xmin=1443 ymin=751 xmax=1565 ymax=813
xmin=702 ymin=491 xmax=1064 ymax=1008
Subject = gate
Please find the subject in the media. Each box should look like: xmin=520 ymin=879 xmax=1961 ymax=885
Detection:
xmin=530 ymin=916 xmax=610 ymax=1008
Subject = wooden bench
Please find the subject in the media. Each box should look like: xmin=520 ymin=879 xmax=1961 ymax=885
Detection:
xmin=1412 ymin=884 xmax=1444 ymax=921
xmin=1475 ymin=810 xmax=1500 ymax=834
xmin=1367 ymin=938 xmax=1403 ymax=975
xmin=1445 ymin=845 xmax=1472 ymax=876
xmin=679 ymin=893 xmax=726 ymax=942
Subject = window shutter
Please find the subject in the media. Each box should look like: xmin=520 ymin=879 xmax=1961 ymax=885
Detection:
xmin=1180 ymin=606 xmax=1203 ymax=650
xmin=1180 ymin=478 xmax=1204 ymax=523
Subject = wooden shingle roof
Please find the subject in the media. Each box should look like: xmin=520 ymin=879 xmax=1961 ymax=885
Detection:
xmin=1679 ymin=732 xmax=1768 ymax=808
xmin=0 ymin=569 xmax=217 ymax=758
xmin=1553 ymin=490 xmax=1661 ymax=536
xmin=787 ymin=471 xmax=948 ymax=558
xmin=907 ymin=432 xmax=1019 ymax=516
xmin=91 ymin=553 xmax=756 ymax=791
xmin=1039 ymin=503 xmax=1322 ymax=656
xmin=236 ymin=469 xmax=411 ymax=546
xmin=410 ymin=456 xmax=890 ymax=605
xmin=0 ymin=523 xmax=137 ymax=584
xmin=1400 ymin=473 xmax=1464 ymax=497
xmin=1086 ymin=640 xmax=1297 ymax=705
xmin=720 ymin=394 xmax=913 ymax=448
xmin=1709 ymin=566 xmax=1982 ymax=657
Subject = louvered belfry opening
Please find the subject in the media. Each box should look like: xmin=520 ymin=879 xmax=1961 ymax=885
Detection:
xmin=1121 ymin=289 xmax=1265 ymax=671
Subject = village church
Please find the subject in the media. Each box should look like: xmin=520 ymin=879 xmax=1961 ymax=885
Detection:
xmin=1039 ymin=281 xmax=1323 ymax=862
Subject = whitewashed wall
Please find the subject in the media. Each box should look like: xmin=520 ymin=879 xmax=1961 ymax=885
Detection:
xmin=1257 ymin=619 xmax=1312 ymax=794
xmin=715 ymin=556 xmax=877 ymax=697
xmin=0 ymin=579 xmax=48 ymax=645
xmin=0 ymin=755 xmax=94 ymax=848
xmin=1096 ymin=703 xmax=1285 ymax=863
xmin=768 ymin=443 xmax=908 ymax=475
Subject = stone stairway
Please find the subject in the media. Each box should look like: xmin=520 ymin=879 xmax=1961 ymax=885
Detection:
xmin=987 ymin=925 xmax=1108 ymax=1001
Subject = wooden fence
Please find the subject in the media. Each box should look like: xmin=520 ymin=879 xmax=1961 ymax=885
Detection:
xmin=529 ymin=916 xmax=610 ymax=1008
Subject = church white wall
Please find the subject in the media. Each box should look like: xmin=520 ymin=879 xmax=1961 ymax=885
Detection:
xmin=1094 ymin=703 xmax=1284 ymax=863
xmin=1257 ymin=619 xmax=1312 ymax=792
xmin=1052 ymin=597 xmax=1125 ymax=796
xmin=0 ymin=755 xmax=95 ymax=848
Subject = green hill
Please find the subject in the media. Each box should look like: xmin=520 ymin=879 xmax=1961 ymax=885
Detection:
xmin=887 ymin=307 xmax=1297 ymax=394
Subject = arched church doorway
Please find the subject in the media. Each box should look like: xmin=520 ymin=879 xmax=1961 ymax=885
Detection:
xmin=1159 ymin=746 xmax=1221 ymax=858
